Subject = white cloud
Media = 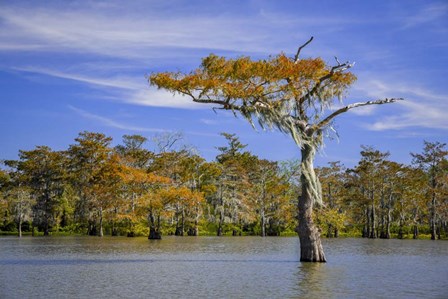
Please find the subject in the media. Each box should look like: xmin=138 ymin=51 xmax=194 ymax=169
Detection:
xmin=366 ymin=100 xmax=448 ymax=131
xmin=127 ymin=89 xmax=203 ymax=109
xmin=2 ymin=1 xmax=447 ymax=134
xmin=350 ymin=72 xmax=448 ymax=130
xmin=14 ymin=66 xmax=205 ymax=109
xmin=200 ymin=119 xmax=219 ymax=125
xmin=0 ymin=1 xmax=365 ymax=60
xmin=0 ymin=5 xmax=276 ymax=58
xmin=14 ymin=66 xmax=142 ymax=90
xmin=400 ymin=3 xmax=448 ymax=29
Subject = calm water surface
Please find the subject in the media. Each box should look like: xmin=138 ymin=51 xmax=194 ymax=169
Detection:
xmin=0 ymin=236 xmax=446 ymax=298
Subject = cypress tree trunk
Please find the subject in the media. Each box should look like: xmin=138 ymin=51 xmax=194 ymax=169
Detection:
xmin=326 ymin=224 xmax=334 ymax=238
xmin=18 ymin=216 xmax=22 ymax=238
xmin=297 ymin=144 xmax=326 ymax=262
xmin=369 ymin=193 xmax=376 ymax=239
xmin=188 ymin=214 xmax=199 ymax=236
xmin=413 ymin=225 xmax=419 ymax=239
xmin=363 ymin=207 xmax=369 ymax=238
xmin=43 ymin=223 xmax=49 ymax=236
xmin=192 ymin=208 xmax=200 ymax=236
xmin=98 ymin=207 xmax=104 ymax=237
xmin=217 ymin=208 xmax=224 ymax=236
xmin=413 ymin=208 xmax=419 ymax=239
xmin=430 ymin=192 xmax=436 ymax=240
xmin=175 ymin=208 xmax=185 ymax=236
xmin=149 ymin=226 xmax=161 ymax=239
xmin=148 ymin=211 xmax=161 ymax=239
xmin=385 ymin=206 xmax=391 ymax=239
xmin=260 ymin=207 xmax=266 ymax=237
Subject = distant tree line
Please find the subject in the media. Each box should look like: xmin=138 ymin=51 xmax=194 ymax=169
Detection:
xmin=0 ymin=131 xmax=446 ymax=240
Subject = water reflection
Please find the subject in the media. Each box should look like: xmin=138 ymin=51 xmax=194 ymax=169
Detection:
xmin=0 ymin=236 xmax=447 ymax=299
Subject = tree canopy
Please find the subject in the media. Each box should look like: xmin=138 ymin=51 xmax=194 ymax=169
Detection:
xmin=150 ymin=38 xmax=401 ymax=149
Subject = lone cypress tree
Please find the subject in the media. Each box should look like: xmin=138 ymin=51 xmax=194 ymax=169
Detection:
xmin=150 ymin=37 xmax=402 ymax=262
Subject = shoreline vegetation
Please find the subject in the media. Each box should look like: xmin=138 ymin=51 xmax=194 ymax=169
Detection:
xmin=1 ymin=131 xmax=447 ymax=241
xmin=0 ymin=231 xmax=441 ymax=240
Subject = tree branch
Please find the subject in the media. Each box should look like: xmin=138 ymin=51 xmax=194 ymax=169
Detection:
xmin=294 ymin=36 xmax=314 ymax=63
xmin=298 ymin=59 xmax=355 ymax=108
xmin=315 ymin=98 xmax=404 ymax=130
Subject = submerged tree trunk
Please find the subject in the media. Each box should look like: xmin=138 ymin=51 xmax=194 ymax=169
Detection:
xmin=149 ymin=226 xmax=161 ymax=239
xmin=217 ymin=208 xmax=224 ymax=236
xmin=326 ymin=224 xmax=334 ymax=238
xmin=413 ymin=225 xmax=419 ymax=239
xmin=111 ymin=222 xmax=118 ymax=236
xmin=260 ymin=207 xmax=266 ymax=237
xmin=430 ymin=192 xmax=436 ymax=240
xmin=187 ymin=226 xmax=199 ymax=236
xmin=297 ymin=144 xmax=326 ymax=262
xmin=148 ymin=211 xmax=161 ymax=239
xmin=18 ymin=216 xmax=23 ymax=238
xmin=398 ymin=215 xmax=404 ymax=239
xmin=88 ymin=221 xmax=97 ymax=236
xmin=175 ymin=208 xmax=185 ymax=236
xmin=385 ymin=206 xmax=391 ymax=239
xmin=98 ymin=207 xmax=104 ymax=237
xmin=369 ymin=193 xmax=376 ymax=239
xmin=363 ymin=206 xmax=370 ymax=238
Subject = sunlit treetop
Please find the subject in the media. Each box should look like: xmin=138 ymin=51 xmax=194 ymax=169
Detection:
xmin=150 ymin=37 xmax=401 ymax=148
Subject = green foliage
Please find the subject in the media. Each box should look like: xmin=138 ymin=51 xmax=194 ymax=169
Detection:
xmin=1 ymin=133 xmax=446 ymax=240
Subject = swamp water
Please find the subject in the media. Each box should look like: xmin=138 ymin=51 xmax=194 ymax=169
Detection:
xmin=0 ymin=236 xmax=446 ymax=298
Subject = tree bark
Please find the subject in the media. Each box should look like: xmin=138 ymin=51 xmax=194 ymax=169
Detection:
xmin=297 ymin=144 xmax=326 ymax=262
xmin=217 ymin=208 xmax=224 ymax=236
xmin=18 ymin=216 xmax=22 ymax=238
xmin=369 ymin=195 xmax=376 ymax=239
xmin=363 ymin=206 xmax=369 ymax=238
xmin=385 ymin=206 xmax=391 ymax=239
xmin=326 ymin=222 xmax=334 ymax=238
xmin=98 ymin=207 xmax=104 ymax=237
xmin=430 ymin=192 xmax=436 ymax=240
xmin=149 ymin=226 xmax=161 ymax=239
xmin=175 ymin=208 xmax=185 ymax=236
xmin=148 ymin=211 xmax=162 ymax=239
xmin=413 ymin=225 xmax=419 ymax=239
xmin=260 ymin=207 xmax=266 ymax=237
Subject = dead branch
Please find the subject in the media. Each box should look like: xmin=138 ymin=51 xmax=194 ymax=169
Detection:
xmin=294 ymin=36 xmax=314 ymax=63
xmin=315 ymin=98 xmax=404 ymax=130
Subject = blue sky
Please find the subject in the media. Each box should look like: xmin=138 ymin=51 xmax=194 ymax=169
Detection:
xmin=1 ymin=0 xmax=447 ymax=167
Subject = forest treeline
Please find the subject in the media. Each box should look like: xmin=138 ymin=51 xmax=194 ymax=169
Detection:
xmin=0 ymin=131 xmax=447 ymax=240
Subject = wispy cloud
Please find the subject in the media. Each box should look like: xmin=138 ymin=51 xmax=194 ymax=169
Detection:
xmin=68 ymin=105 xmax=167 ymax=132
xmin=15 ymin=66 xmax=201 ymax=109
xmin=0 ymin=1 xmax=366 ymax=59
xmin=127 ymin=89 xmax=202 ymax=109
xmin=200 ymin=119 xmax=219 ymax=125
xmin=353 ymin=78 xmax=448 ymax=131
xmin=2 ymin=0 xmax=447 ymax=135
xmin=366 ymin=100 xmax=448 ymax=131
xmin=0 ymin=4 xmax=279 ymax=57
xmin=400 ymin=3 xmax=448 ymax=29
xmin=15 ymin=66 xmax=142 ymax=90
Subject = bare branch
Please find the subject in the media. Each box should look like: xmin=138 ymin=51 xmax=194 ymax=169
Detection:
xmin=294 ymin=36 xmax=314 ymax=63
xmin=334 ymin=56 xmax=342 ymax=66
xmin=315 ymin=98 xmax=404 ymax=130
xmin=298 ymin=59 xmax=355 ymax=107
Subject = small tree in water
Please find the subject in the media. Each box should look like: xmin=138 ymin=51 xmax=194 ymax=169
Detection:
xmin=149 ymin=37 xmax=402 ymax=262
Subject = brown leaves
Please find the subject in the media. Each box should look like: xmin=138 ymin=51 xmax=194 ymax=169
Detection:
xmin=150 ymin=52 xmax=356 ymax=110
